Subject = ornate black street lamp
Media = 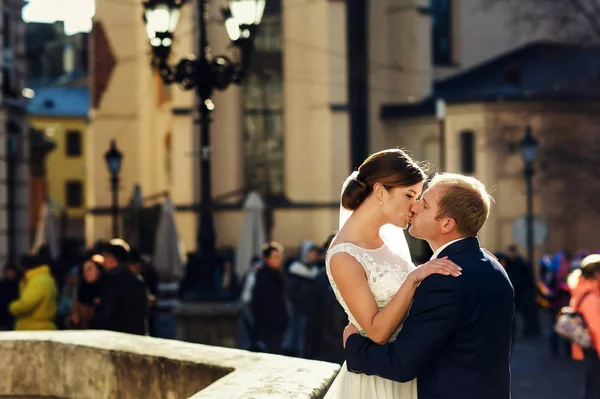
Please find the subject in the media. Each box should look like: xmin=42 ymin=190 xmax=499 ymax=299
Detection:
xmin=143 ymin=0 xmax=265 ymax=260
xmin=104 ymin=140 xmax=123 ymax=238
xmin=518 ymin=125 xmax=541 ymax=336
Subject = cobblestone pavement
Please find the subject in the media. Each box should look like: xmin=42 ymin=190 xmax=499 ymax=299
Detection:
xmin=511 ymin=334 xmax=585 ymax=399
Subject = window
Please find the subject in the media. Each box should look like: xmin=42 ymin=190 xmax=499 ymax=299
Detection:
xmin=65 ymin=180 xmax=83 ymax=208
xmin=65 ymin=130 xmax=82 ymax=156
xmin=243 ymin=72 xmax=284 ymax=195
xmin=431 ymin=0 xmax=453 ymax=66
xmin=253 ymin=14 xmax=282 ymax=53
xmin=460 ymin=130 xmax=475 ymax=174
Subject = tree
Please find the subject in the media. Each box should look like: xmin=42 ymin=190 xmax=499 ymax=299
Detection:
xmin=486 ymin=0 xmax=600 ymax=43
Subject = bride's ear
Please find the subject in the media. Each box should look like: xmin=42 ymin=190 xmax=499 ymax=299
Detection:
xmin=373 ymin=182 xmax=385 ymax=199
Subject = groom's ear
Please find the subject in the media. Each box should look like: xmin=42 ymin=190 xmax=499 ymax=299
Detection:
xmin=441 ymin=217 xmax=458 ymax=234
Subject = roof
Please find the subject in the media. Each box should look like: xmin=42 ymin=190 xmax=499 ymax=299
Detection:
xmin=382 ymin=41 xmax=600 ymax=119
xmin=27 ymin=86 xmax=89 ymax=118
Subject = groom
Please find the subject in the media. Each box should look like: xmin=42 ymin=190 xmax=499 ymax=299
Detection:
xmin=343 ymin=173 xmax=514 ymax=399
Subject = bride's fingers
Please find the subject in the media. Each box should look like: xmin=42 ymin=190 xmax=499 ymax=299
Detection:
xmin=429 ymin=261 xmax=462 ymax=276
xmin=431 ymin=266 xmax=461 ymax=277
xmin=434 ymin=259 xmax=462 ymax=272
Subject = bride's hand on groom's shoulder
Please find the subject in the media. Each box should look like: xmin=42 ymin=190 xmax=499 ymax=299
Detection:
xmin=409 ymin=257 xmax=462 ymax=285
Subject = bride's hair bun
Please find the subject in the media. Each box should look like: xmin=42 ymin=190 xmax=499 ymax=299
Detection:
xmin=341 ymin=149 xmax=428 ymax=212
xmin=342 ymin=178 xmax=370 ymax=211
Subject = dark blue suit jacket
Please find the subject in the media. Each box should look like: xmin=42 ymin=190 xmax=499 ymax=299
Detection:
xmin=346 ymin=237 xmax=514 ymax=399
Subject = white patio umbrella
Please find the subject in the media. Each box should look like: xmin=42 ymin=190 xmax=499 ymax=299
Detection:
xmin=153 ymin=196 xmax=186 ymax=281
xmin=128 ymin=184 xmax=143 ymax=249
xmin=235 ymin=191 xmax=266 ymax=279
xmin=31 ymin=200 xmax=60 ymax=260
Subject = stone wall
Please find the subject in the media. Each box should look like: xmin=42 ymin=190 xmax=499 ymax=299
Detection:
xmin=172 ymin=302 xmax=238 ymax=348
xmin=0 ymin=331 xmax=340 ymax=399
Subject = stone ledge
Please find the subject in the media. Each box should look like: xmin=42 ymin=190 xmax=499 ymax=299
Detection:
xmin=0 ymin=331 xmax=340 ymax=399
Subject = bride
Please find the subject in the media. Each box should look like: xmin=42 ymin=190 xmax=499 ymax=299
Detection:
xmin=324 ymin=149 xmax=461 ymax=398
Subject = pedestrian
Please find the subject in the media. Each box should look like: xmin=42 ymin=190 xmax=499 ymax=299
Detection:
xmin=283 ymin=241 xmax=321 ymax=357
xmin=0 ymin=264 xmax=19 ymax=330
xmin=92 ymin=240 xmax=149 ymax=335
xmin=68 ymin=255 xmax=104 ymax=329
xmin=567 ymin=254 xmax=600 ymax=399
xmin=506 ymin=244 xmax=540 ymax=337
xmin=250 ymin=241 xmax=289 ymax=354
xmin=9 ymin=255 xmax=58 ymax=331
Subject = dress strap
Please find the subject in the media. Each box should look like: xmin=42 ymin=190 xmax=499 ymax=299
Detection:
xmin=327 ymin=243 xmax=361 ymax=262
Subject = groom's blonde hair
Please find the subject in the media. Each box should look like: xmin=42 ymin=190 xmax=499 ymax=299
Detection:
xmin=428 ymin=173 xmax=492 ymax=236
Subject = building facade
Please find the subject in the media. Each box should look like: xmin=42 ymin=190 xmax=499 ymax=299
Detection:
xmin=88 ymin=0 xmax=349 ymax=252
xmin=0 ymin=0 xmax=30 ymax=267
xmin=26 ymin=21 xmax=89 ymax=87
xmin=27 ymin=87 xmax=89 ymax=239
xmin=89 ymin=0 xmax=574 ymax=257
xmin=23 ymin=21 xmax=90 ymax=245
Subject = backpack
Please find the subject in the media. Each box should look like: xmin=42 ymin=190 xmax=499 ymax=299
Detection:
xmin=554 ymin=291 xmax=594 ymax=348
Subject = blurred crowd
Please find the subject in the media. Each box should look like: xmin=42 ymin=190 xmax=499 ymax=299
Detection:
xmin=0 ymin=239 xmax=158 ymax=336
xmin=492 ymin=246 xmax=600 ymax=399
xmin=236 ymin=233 xmax=348 ymax=362
xmin=234 ymin=240 xmax=600 ymax=396
xmin=1 ymin=236 xmax=599 ymax=397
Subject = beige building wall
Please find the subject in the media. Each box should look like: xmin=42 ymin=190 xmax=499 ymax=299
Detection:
xmin=369 ymin=0 xmax=433 ymax=152
xmin=383 ymin=105 xmax=514 ymax=255
xmin=482 ymin=102 xmax=600 ymax=254
xmin=438 ymin=0 xmax=553 ymax=79
xmin=28 ymin=116 xmax=88 ymax=219
xmin=88 ymin=0 xmax=571 ymax=257
xmin=370 ymin=1 xmax=563 ymax=258
xmin=386 ymin=101 xmax=600 ymax=258
xmin=87 ymin=0 xmax=179 ymax=245
xmin=281 ymin=0 xmax=350 ymax=245
xmin=88 ymin=0 xmax=355 ymax=251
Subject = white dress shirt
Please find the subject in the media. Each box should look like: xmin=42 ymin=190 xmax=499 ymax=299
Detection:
xmin=430 ymin=237 xmax=469 ymax=260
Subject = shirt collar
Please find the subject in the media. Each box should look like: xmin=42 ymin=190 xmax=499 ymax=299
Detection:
xmin=430 ymin=237 xmax=469 ymax=260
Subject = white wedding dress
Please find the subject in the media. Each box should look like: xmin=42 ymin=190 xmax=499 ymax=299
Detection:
xmin=324 ymin=241 xmax=418 ymax=399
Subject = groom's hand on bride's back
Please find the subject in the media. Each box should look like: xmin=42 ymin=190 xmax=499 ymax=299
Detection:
xmin=409 ymin=257 xmax=462 ymax=285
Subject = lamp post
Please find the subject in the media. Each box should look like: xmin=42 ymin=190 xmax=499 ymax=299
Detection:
xmin=104 ymin=140 xmax=123 ymax=238
xmin=519 ymin=125 xmax=541 ymax=337
xmin=518 ymin=125 xmax=538 ymax=275
xmin=142 ymin=0 xmax=265 ymax=260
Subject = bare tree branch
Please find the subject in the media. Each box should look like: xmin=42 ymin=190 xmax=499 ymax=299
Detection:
xmin=572 ymin=0 xmax=600 ymax=41
xmin=481 ymin=0 xmax=600 ymax=43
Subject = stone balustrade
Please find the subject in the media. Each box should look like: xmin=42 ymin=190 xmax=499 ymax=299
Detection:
xmin=0 ymin=331 xmax=340 ymax=399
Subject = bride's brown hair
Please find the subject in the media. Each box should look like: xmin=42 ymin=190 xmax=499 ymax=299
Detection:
xmin=341 ymin=149 xmax=427 ymax=211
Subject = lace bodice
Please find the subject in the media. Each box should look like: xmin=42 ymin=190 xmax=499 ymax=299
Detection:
xmin=326 ymin=242 xmax=415 ymax=341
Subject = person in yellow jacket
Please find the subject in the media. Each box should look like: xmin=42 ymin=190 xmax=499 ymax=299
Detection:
xmin=9 ymin=256 xmax=58 ymax=331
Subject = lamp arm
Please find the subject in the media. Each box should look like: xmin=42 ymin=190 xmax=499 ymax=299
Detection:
xmin=154 ymin=58 xmax=176 ymax=85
